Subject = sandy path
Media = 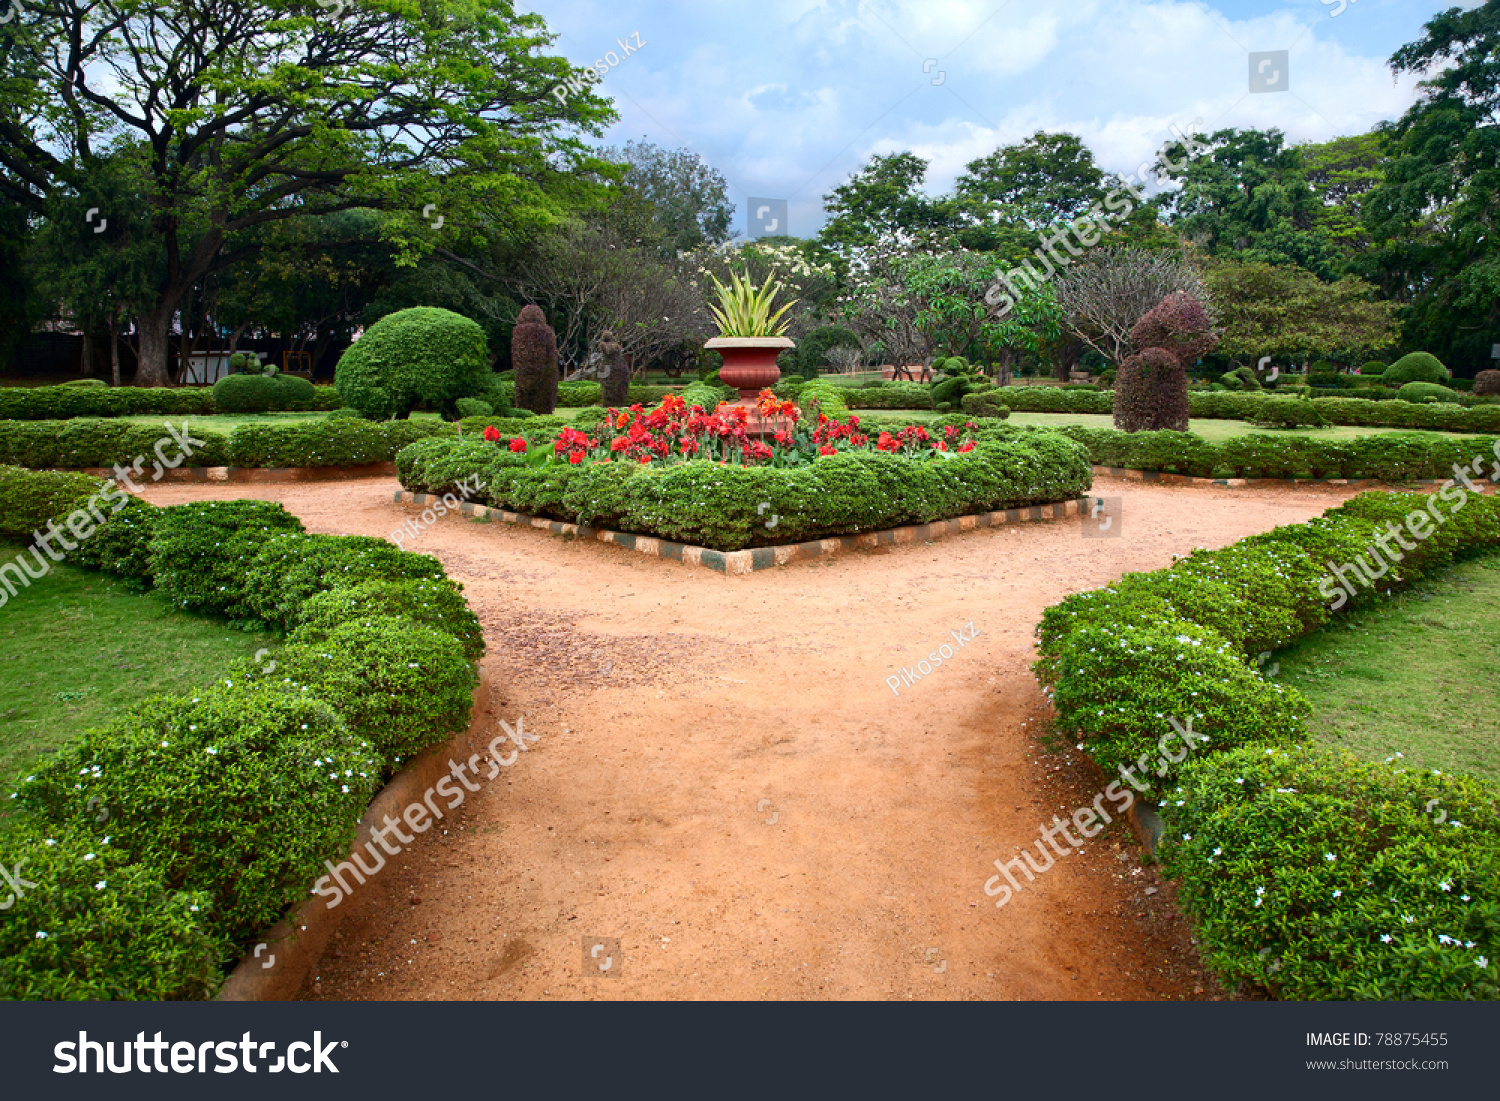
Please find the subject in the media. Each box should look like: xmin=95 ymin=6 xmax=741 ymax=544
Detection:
xmin=139 ymin=474 xmax=1366 ymax=1001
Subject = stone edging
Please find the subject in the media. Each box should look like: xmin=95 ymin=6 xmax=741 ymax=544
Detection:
xmin=217 ymin=674 xmax=495 ymax=1001
xmin=394 ymin=491 xmax=1096 ymax=575
xmin=1092 ymin=465 xmax=1454 ymax=489
xmin=80 ymin=462 xmax=397 ymax=484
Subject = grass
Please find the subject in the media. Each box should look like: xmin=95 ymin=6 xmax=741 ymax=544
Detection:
xmin=1270 ymin=550 xmax=1500 ymax=785
xmin=858 ymin=408 xmax=1472 ymax=442
xmin=0 ymin=542 xmax=276 ymax=793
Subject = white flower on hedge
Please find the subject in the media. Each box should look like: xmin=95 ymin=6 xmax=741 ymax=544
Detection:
xmin=35 ymin=931 xmax=46 ymax=939
xmin=1213 ymin=847 xmax=1222 ymax=857
xmin=1380 ymin=934 xmax=1392 ymax=943
xmin=1466 ymin=941 xmax=1476 ymax=949
xmin=1332 ymin=889 xmax=1342 ymax=898
xmin=341 ymin=785 xmax=349 ymax=793
xmin=1479 ymin=957 xmax=1490 ymax=969
xmin=1462 ymin=894 xmax=1471 ymax=902
xmin=1324 ymin=853 xmax=1335 ymax=863
xmin=1403 ymin=915 xmax=1415 ymax=924
xmin=1440 ymin=880 xmax=1452 ymax=892
xmin=94 ymin=880 xmax=106 ymax=890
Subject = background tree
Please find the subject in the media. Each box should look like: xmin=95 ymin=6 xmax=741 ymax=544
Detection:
xmin=1054 ymin=246 xmax=1212 ymax=365
xmin=0 ymin=0 xmax=615 ymax=385
xmin=816 ymin=153 xmax=957 ymax=252
xmin=1300 ymin=133 xmax=1389 ymax=261
xmin=603 ymin=140 xmax=737 ymax=258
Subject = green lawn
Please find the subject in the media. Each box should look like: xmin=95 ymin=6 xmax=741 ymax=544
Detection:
xmin=859 ymin=408 xmax=1470 ymax=443
xmin=0 ymin=544 xmax=275 ymax=793
xmin=1270 ymin=551 xmax=1500 ymax=785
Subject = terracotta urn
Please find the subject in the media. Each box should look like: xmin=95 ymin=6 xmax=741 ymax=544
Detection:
xmin=706 ymin=336 xmax=795 ymax=400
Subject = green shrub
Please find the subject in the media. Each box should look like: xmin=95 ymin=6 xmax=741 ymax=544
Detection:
xmin=150 ymin=499 xmax=305 ymax=617
xmin=271 ymin=374 xmax=316 ymax=409
xmin=1220 ymin=365 xmax=1263 ymax=391
xmin=794 ymin=325 xmax=861 ymax=380
xmin=225 ymin=418 xmax=453 ymax=468
xmin=843 ymin=382 xmax=935 ymax=410
xmin=1251 ymin=397 xmax=1324 ymax=429
xmin=993 ymin=386 xmax=1113 ymax=414
xmin=211 ymin=374 xmax=282 ymax=413
xmin=960 ymin=390 xmax=1012 ymax=419
xmin=258 ymin=617 xmax=476 ymax=771
xmin=327 ymin=406 xmax=366 ymax=420
xmin=454 ymin=398 xmax=494 ymax=419
xmin=0 ymin=465 xmax=112 ymax=538
xmin=556 ymin=381 xmax=602 ymax=406
xmin=291 ymin=578 xmax=484 ymax=663
xmin=68 ymin=495 xmax=158 ymax=587
xmin=0 ymin=385 xmax=216 ymax=420
xmin=335 ymin=307 xmax=490 ymax=420
xmin=1161 ymin=745 xmax=1500 ymax=1000
xmin=796 ymin=379 xmax=850 ymax=419
xmin=243 ymin=532 xmax=448 ymax=632
xmin=13 ymin=684 xmax=382 ymax=945
xmin=0 ymin=823 xmax=221 ymax=1000
xmin=1360 ymin=360 xmax=1387 ymax=376
xmin=1383 ymin=352 xmax=1450 ymax=386
xmin=1398 ymin=381 xmax=1460 ymax=404
xmin=311 ymin=386 xmax=345 ymax=410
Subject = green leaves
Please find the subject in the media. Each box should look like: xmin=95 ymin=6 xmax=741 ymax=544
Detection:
xmin=705 ymin=269 xmax=797 ymax=338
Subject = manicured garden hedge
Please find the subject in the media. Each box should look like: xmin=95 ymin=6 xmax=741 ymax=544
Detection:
xmin=844 ymin=382 xmax=937 ymax=410
xmin=0 ymin=383 xmax=343 ymax=419
xmin=397 ymin=430 xmax=1094 ymax=551
xmin=0 ymin=417 xmax=455 ymax=469
xmin=1034 ymin=489 xmax=1500 ymax=999
xmin=1034 ymin=424 xmax=1500 ymax=482
xmin=0 ymin=468 xmax=483 ymax=998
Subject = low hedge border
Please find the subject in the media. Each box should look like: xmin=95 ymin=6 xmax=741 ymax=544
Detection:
xmin=78 ymin=462 xmax=397 ymax=483
xmin=217 ymin=674 xmax=499 ymax=1001
xmin=0 ymin=467 xmax=485 ymax=999
xmin=0 ymin=384 xmax=344 ymax=419
xmin=1089 ymin=465 xmax=1490 ymax=490
xmin=394 ymin=489 xmax=1097 ymax=574
xmin=1033 ymin=489 xmax=1500 ymax=1000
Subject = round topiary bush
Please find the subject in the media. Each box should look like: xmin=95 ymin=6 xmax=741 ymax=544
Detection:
xmin=1252 ymin=396 xmax=1324 ymax=429
xmin=1474 ymin=369 xmax=1500 ymax=396
xmin=272 ymin=373 xmax=314 ymax=408
xmin=1382 ymin=351 xmax=1450 ymax=386
xmin=1397 ymin=381 xmax=1460 ymax=403
xmin=1114 ymin=291 xmax=1217 ymax=432
xmin=1359 ymin=360 xmax=1388 ymax=376
xmin=335 ymin=307 xmax=490 ymax=420
xmin=455 ymin=397 xmax=494 ymax=419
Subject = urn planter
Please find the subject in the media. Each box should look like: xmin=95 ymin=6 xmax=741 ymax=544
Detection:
xmin=706 ymin=336 xmax=795 ymax=400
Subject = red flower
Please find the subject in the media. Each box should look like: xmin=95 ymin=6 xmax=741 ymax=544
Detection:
xmin=569 ymin=451 xmax=584 ymax=464
xmin=483 ymin=426 xmax=501 ymax=443
xmin=957 ymin=441 xmax=976 ymax=453
xmin=818 ymin=445 xmax=837 ymax=456
xmin=508 ymin=437 xmax=527 ymax=452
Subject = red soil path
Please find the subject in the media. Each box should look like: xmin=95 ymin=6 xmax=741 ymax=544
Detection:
xmin=139 ymin=474 xmax=1365 ymax=1001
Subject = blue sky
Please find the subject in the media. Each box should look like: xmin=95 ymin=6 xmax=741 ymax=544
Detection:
xmin=526 ymin=1 xmax=1472 ymax=238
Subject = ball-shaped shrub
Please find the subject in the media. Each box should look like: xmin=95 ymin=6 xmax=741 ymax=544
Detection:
xmin=291 ymin=578 xmax=485 ymax=663
xmin=1359 ymin=360 xmax=1388 ymax=376
xmin=455 ymin=397 xmax=494 ymax=419
xmin=243 ymin=532 xmax=448 ymax=632
xmin=1382 ymin=351 xmax=1450 ymax=386
xmin=13 ymin=684 xmax=381 ymax=946
xmin=1397 ymin=381 xmax=1460 ymax=403
xmin=335 ymin=306 xmax=490 ymax=420
xmin=1474 ymin=369 xmax=1500 ymax=396
xmin=272 ymin=373 xmax=315 ymax=408
xmin=511 ymin=304 xmax=559 ymax=415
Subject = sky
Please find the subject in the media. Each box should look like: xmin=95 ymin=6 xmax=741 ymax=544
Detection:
xmin=525 ymin=0 xmax=1474 ymax=238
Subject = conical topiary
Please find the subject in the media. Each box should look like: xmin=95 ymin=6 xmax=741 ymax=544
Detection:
xmin=512 ymin=304 xmax=558 ymax=414
xmin=599 ymin=329 xmax=627 ymax=407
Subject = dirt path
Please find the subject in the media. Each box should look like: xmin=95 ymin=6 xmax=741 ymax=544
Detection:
xmin=140 ymin=474 xmax=1366 ymax=1001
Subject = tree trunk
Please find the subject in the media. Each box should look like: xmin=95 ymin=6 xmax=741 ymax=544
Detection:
xmin=995 ymin=348 xmax=1016 ymax=387
xmin=79 ymin=330 xmax=95 ymax=378
xmin=135 ymin=308 xmax=175 ymax=387
xmin=1053 ymin=338 xmax=1083 ymax=382
xmin=110 ymin=319 xmax=121 ymax=387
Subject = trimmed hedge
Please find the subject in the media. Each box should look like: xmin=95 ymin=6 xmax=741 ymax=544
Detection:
xmin=0 ymin=465 xmax=485 ymax=999
xmin=844 ymin=382 xmax=936 ymax=410
xmin=0 ymin=383 xmax=343 ymax=419
xmin=212 ymin=373 xmax=317 ymax=413
xmin=0 ymin=465 xmax=112 ymax=538
xmin=1034 ymin=490 xmax=1500 ymax=999
xmin=1038 ymin=424 xmax=1500 ymax=482
xmin=557 ymin=381 xmax=603 ymax=406
xmin=398 ymin=429 xmax=1094 ymax=551
xmin=0 ymin=418 xmax=454 ymax=470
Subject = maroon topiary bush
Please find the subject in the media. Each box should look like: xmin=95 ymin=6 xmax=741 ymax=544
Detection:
xmin=599 ymin=329 xmax=628 ymax=407
xmin=1475 ymin=369 xmax=1500 ymax=397
xmin=1113 ymin=291 xmax=1218 ymax=433
xmin=512 ymin=304 xmax=559 ymax=414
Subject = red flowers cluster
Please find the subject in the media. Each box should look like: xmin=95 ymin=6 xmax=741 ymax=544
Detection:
xmin=479 ymin=391 xmax=980 ymax=469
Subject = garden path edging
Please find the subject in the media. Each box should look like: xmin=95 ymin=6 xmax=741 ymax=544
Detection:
xmin=394 ymin=491 xmax=1097 ymax=574
xmin=1092 ymin=465 xmax=1456 ymax=489
xmin=216 ymin=672 xmax=497 ymax=1001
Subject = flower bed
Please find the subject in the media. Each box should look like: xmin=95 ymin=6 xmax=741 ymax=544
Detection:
xmin=0 ymin=467 xmax=481 ymax=998
xmin=399 ymin=394 xmax=1093 ymax=552
xmin=1034 ymin=489 xmax=1500 ymax=999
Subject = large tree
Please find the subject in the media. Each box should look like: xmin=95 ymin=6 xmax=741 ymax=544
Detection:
xmin=817 ymin=152 xmax=957 ymax=252
xmin=603 ymin=140 xmax=736 ymax=257
xmin=1363 ymin=0 xmax=1500 ymax=375
xmin=0 ymin=0 xmax=615 ymax=384
xmin=1053 ymin=246 xmax=1212 ymax=366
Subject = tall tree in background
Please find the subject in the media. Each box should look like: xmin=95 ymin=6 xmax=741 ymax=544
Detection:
xmin=1300 ymin=133 xmax=1388 ymax=261
xmin=1157 ymin=128 xmax=1344 ymax=280
xmin=817 ymin=152 xmax=956 ymax=251
xmin=604 ymin=140 xmax=736 ymax=257
xmin=954 ymin=131 xmax=1122 ymax=252
xmin=1364 ymin=0 xmax=1500 ymax=375
xmin=0 ymin=0 xmax=615 ymax=384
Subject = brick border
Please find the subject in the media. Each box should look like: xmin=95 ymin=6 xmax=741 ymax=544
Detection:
xmin=394 ymin=491 xmax=1095 ymax=575
xmin=79 ymin=462 xmax=396 ymax=484
xmin=1091 ymin=465 xmax=1454 ymax=489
